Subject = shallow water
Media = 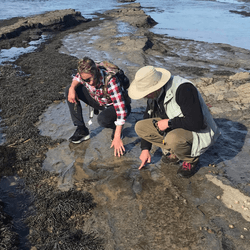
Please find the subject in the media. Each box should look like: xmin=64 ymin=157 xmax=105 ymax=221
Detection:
xmin=144 ymin=0 xmax=250 ymax=50
xmin=0 ymin=35 xmax=48 ymax=65
xmin=0 ymin=0 xmax=120 ymax=19
xmin=0 ymin=0 xmax=250 ymax=50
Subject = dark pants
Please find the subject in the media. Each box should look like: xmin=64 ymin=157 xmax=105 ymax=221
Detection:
xmin=65 ymin=84 xmax=131 ymax=129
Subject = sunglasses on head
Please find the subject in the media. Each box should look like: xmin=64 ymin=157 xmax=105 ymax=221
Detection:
xmin=82 ymin=77 xmax=92 ymax=83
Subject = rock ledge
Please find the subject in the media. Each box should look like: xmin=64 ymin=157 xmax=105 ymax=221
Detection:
xmin=0 ymin=9 xmax=90 ymax=40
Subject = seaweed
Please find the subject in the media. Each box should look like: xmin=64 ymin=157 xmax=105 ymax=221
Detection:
xmin=0 ymin=200 xmax=20 ymax=250
xmin=25 ymin=190 xmax=103 ymax=250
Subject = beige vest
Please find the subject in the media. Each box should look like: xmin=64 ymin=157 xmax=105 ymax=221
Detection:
xmin=164 ymin=76 xmax=220 ymax=157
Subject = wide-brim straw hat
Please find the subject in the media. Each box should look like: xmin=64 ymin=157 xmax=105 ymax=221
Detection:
xmin=128 ymin=66 xmax=171 ymax=100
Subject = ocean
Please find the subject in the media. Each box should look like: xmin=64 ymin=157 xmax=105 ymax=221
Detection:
xmin=0 ymin=0 xmax=250 ymax=50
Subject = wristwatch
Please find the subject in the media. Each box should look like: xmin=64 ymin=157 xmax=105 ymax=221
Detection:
xmin=168 ymin=119 xmax=172 ymax=128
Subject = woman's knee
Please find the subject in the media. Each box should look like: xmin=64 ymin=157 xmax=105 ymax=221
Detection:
xmin=97 ymin=114 xmax=106 ymax=127
xmin=97 ymin=111 xmax=115 ymax=129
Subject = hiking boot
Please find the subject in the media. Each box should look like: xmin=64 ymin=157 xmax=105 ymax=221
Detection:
xmin=69 ymin=126 xmax=90 ymax=144
xmin=177 ymin=161 xmax=198 ymax=178
xmin=161 ymin=153 xmax=179 ymax=165
xmin=111 ymin=129 xmax=124 ymax=141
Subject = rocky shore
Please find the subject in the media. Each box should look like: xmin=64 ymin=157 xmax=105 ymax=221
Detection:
xmin=0 ymin=3 xmax=250 ymax=250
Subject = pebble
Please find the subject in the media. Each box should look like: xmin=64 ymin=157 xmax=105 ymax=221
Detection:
xmin=229 ymin=224 xmax=234 ymax=229
xmin=243 ymin=228 xmax=248 ymax=231
xmin=217 ymin=195 xmax=221 ymax=199
xmin=235 ymin=200 xmax=239 ymax=204
xmin=240 ymin=235 xmax=245 ymax=239
xmin=228 ymin=205 xmax=233 ymax=208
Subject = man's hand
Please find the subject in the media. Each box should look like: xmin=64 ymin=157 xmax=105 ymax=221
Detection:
xmin=139 ymin=149 xmax=151 ymax=170
xmin=110 ymin=137 xmax=125 ymax=157
xmin=157 ymin=119 xmax=170 ymax=131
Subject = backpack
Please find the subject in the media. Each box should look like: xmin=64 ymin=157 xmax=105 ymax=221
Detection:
xmin=95 ymin=61 xmax=131 ymax=104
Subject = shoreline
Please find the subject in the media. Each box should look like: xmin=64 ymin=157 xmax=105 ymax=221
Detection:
xmin=1 ymin=3 xmax=250 ymax=249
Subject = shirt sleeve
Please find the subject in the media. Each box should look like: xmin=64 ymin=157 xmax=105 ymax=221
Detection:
xmin=107 ymin=76 xmax=128 ymax=126
xmin=172 ymin=83 xmax=204 ymax=131
xmin=73 ymin=73 xmax=82 ymax=83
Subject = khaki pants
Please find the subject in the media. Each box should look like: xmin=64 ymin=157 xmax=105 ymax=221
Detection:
xmin=135 ymin=118 xmax=199 ymax=164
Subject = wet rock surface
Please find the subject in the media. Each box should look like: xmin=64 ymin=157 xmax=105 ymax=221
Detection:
xmin=0 ymin=3 xmax=250 ymax=250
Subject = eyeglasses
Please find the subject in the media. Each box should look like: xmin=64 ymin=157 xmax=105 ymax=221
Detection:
xmin=81 ymin=77 xmax=92 ymax=83
xmin=80 ymin=74 xmax=97 ymax=83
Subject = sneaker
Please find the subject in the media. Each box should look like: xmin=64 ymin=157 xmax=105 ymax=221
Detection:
xmin=111 ymin=129 xmax=124 ymax=141
xmin=161 ymin=153 xmax=179 ymax=164
xmin=69 ymin=126 xmax=90 ymax=144
xmin=177 ymin=161 xmax=198 ymax=178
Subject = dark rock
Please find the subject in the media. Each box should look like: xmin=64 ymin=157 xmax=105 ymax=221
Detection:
xmin=118 ymin=0 xmax=136 ymax=2
xmin=229 ymin=10 xmax=250 ymax=17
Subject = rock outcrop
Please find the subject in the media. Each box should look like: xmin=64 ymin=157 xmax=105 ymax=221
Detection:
xmin=105 ymin=3 xmax=158 ymax=28
xmin=193 ymin=72 xmax=250 ymax=115
xmin=0 ymin=9 xmax=90 ymax=40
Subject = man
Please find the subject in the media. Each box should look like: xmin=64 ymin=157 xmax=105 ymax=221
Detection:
xmin=65 ymin=57 xmax=131 ymax=157
xmin=128 ymin=66 xmax=220 ymax=178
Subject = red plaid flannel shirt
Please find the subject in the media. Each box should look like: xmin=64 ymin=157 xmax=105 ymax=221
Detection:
xmin=73 ymin=68 xmax=128 ymax=126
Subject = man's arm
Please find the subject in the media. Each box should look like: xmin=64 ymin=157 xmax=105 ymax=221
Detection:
xmin=140 ymin=100 xmax=153 ymax=151
xmin=171 ymin=83 xmax=204 ymax=131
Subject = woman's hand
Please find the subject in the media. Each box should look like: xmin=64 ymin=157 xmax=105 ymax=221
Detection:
xmin=68 ymin=81 xmax=80 ymax=103
xmin=111 ymin=138 xmax=125 ymax=157
xmin=110 ymin=125 xmax=125 ymax=157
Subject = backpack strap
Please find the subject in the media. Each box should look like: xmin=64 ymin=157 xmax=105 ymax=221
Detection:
xmin=102 ymin=72 xmax=115 ymax=101
xmin=96 ymin=61 xmax=131 ymax=105
xmin=103 ymin=73 xmax=131 ymax=105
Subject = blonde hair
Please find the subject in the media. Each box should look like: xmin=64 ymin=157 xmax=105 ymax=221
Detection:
xmin=77 ymin=57 xmax=97 ymax=75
